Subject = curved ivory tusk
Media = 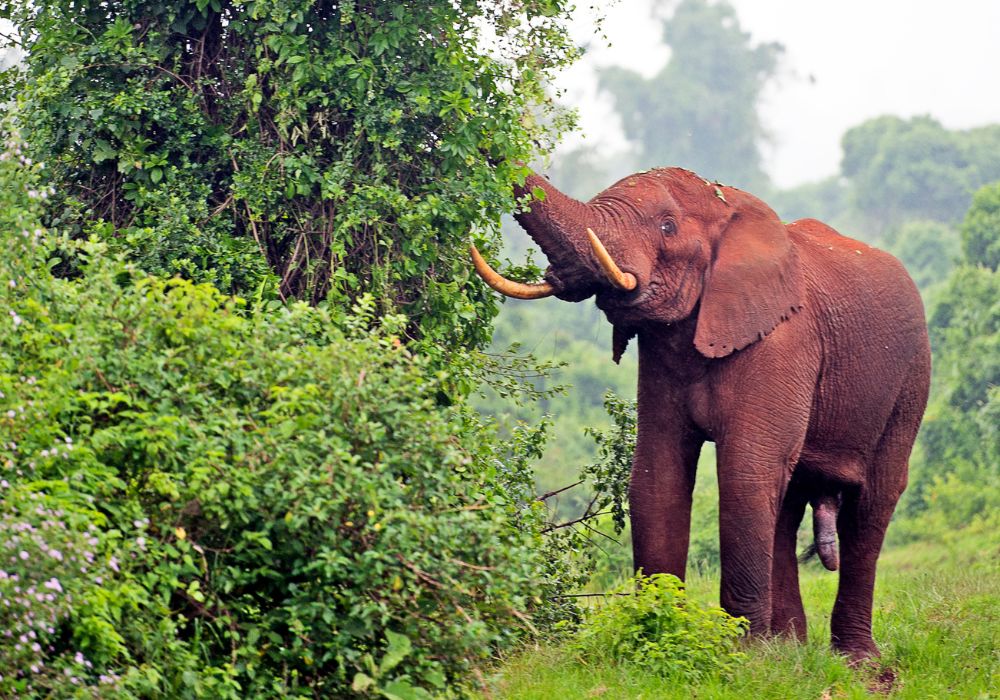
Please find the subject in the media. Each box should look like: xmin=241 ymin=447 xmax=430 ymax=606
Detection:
xmin=470 ymin=245 xmax=556 ymax=300
xmin=587 ymin=228 xmax=637 ymax=291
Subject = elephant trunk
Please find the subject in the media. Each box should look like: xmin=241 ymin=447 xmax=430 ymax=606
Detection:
xmin=512 ymin=172 xmax=602 ymax=300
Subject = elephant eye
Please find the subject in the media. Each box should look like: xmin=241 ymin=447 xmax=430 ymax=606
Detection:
xmin=660 ymin=219 xmax=677 ymax=235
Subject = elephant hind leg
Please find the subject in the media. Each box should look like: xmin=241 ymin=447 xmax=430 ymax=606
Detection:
xmin=831 ymin=390 xmax=921 ymax=660
xmin=771 ymin=479 xmax=809 ymax=640
xmin=830 ymin=488 xmax=899 ymax=659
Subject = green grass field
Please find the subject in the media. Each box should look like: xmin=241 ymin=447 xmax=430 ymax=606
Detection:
xmin=485 ymin=518 xmax=998 ymax=699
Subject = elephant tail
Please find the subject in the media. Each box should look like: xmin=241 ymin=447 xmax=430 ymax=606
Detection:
xmin=798 ymin=492 xmax=841 ymax=571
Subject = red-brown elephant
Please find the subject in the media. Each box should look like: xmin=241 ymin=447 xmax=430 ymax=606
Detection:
xmin=473 ymin=167 xmax=930 ymax=660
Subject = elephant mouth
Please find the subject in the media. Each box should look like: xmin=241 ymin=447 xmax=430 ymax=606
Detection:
xmin=595 ymin=279 xmax=645 ymax=309
xmin=586 ymin=228 xmax=638 ymax=292
xmin=595 ymin=284 xmax=648 ymax=317
xmin=470 ymin=227 xmax=638 ymax=302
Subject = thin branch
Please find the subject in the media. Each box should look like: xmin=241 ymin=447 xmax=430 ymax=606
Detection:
xmin=537 ymin=480 xmax=583 ymax=502
xmin=579 ymin=519 xmax=622 ymax=546
xmin=549 ymin=592 xmax=632 ymax=599
xmin=542 ymin=509 xmax=612 ymax=533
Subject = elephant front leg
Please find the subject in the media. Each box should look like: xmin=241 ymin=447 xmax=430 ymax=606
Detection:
xmin=716 ymin=444 xmax=794 ymax=635
xmin=628 ymin=433 xmax=703 ymax=579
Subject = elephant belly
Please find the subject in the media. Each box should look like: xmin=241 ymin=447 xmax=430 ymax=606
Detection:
xmin=793 ymin=231 xmax=929 ymax=484
xmin=800 ymin=321 xmax=924 ymax=484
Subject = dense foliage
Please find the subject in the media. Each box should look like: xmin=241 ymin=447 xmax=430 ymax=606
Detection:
xmin=882 ymin=220 xmax=961 ymax=294
xmin=570 ymin=573 xmax=747 ymax=681
xmin=0 ymin=0 xmax=579 ymax=356
xmin=960 ymin=180 xmax=1000 ymax=270
xmin=840 ymin=116 xmax=1000 ymax=232
xmin=772 ymin=115 xmax=1000 ymax=242
xmin=0 ymin=133 xmax=570 ymax=697
xmin=902 ymin=184 xmax=1000 ymax=530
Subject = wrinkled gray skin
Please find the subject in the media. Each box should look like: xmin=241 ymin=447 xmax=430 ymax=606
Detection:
xmin=505 ymin=167 xmax=930 ymax=660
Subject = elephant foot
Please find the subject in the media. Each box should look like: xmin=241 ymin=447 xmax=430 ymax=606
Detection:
xmin=832 ymin=636 xmax=880 ymax=664
xmin=770 ymin=615 xmax=807 ymax=642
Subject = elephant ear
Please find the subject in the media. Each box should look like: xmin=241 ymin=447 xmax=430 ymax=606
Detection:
xmin=693 ymin=206 xmax=803 ymax=359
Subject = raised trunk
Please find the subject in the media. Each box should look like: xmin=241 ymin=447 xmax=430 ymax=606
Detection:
xmin=514 ymin=172 xmax=601 ymax=301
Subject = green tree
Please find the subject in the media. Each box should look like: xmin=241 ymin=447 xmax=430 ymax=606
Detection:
xmin=598 ymin=0 xmax=782 ymax=191
xmin=0 ymin=0 xmax=579 ymax=355
xmin=840 ymin=116 xmax=1000 ymax=236
xmin=885 ymin=220 xmax=961 ymax=293
xmin=960 ymin=180 xmax=1000 ymax=270
xmin=903 ymin=182 xmax=1000 ymax=527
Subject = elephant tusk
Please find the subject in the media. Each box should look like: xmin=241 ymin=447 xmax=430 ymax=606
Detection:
xmin=470 ymin=245 xmax=556 ymax=300
xmin=587 ymin=228 xmax=637 ymax=291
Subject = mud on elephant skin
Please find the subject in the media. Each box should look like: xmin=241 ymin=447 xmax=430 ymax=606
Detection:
xmin=473 ymin=166 xmax=930 ymax=661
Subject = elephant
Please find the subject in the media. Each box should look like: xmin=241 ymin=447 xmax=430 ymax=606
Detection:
xmin=472 ymin=166 xmax=930 ymax=660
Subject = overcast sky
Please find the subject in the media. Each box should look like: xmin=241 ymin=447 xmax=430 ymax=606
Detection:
xmin=557 ymin=0 xmax=1000 ymax=188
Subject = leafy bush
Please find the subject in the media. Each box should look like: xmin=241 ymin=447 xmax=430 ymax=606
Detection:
xmin=570 ymin=573 xmax=747 ymax=681
xmin=0 ymin=487 xmax=126 ymax=696
xmin=583 ymin=392 xmax=637 ymax=535
xmin=0 ymin=0 xmax=579 ymax=357
xmin=897 ymin=182 xmax=1000 ymax=531
xmin=0 ymin=133 xmax=569 ymax=697
xmin=960 ymin=180 xmax=1000 ymax=270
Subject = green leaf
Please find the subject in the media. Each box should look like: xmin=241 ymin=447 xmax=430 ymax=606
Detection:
xmin=379 ymin=630 xmax=412 ymax=675
xmin=351 ymin=672 xmax=375 ymax=692
xmin=92 ymin=139 xmax=117 ymax=163
xmin=381 ymin=679 xmax=432 ymax=700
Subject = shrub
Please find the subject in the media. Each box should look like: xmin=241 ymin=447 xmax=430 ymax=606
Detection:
xmin=0 ymin=0 xmax=580 ymax=358
xmin=0 ymin=133 xmax=566 ymax=697
xmin=570 ymin=573 xmax=748 ymax=681
xmin=0 ymin=487 xmax=125 ymax=696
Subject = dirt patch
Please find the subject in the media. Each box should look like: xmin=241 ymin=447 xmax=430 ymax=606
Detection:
xmin=865 ymin=664 xmax=898 ymax=695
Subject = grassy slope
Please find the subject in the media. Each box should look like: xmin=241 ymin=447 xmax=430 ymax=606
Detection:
xmin=486 ymin=517 xmax=999 ymax=699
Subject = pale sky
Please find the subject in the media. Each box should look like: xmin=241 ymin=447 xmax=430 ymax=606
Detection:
xmin=557 ymin=0 xmax=1000 ymax=188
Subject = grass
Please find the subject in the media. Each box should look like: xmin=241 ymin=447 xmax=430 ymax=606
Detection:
xmin=484 ymin=516 xmax=999 ymax=699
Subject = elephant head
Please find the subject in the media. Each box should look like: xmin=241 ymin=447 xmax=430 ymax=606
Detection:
xmin=474 ymin=168 xmax=804 ymax=361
